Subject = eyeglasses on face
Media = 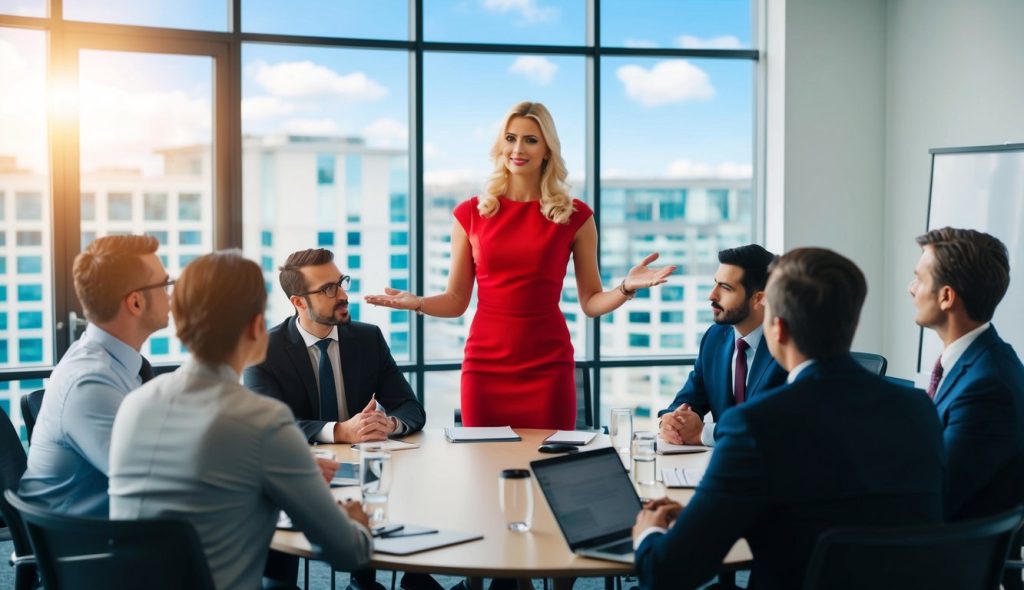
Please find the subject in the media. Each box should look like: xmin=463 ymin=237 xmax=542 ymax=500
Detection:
xmin=299 ymin=275 xmax=351 ymax=298
xmin=123 ymin=277 xmax=175 ymax=298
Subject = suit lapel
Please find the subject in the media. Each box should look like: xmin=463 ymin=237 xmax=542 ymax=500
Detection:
xmin=715 ymin=327 xmax=736 ymax=406
xmin=285 ymin=316 xmax=322 ymax=417
xmin=933 ymin=327 xmax=997 ymax=408
xmin=338 ymin=324 xmax=362 ymax=418
xmin=746 ymin=338 xmax=773 ymax=399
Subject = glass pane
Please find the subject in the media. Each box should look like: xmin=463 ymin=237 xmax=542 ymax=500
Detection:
xmin=424 ymin=370 xmax=461 ymax=431
xmin=423 ymin=52 xmax=585 ymax=362
xmin=0 ymin=0 xmax=45 ymax=17
xmin=599 ymin=366 xmax=692 ymax=432
xmin=64 ymin=0 xmax=227 ymax=31
xmin=600 ymin=57 xmax=753 ymax=356
xmin=0 ymin=28 xmax=52 ymax=369
xmin=425 ymin=0 xmax=585 ymax=45
xmin=240 ymin=44 xmax=410 ymax=361
xmin=242 ymin=0 xmax=407 ymax=40
xmin=78 ymin=50 xmax=214 ymax=365
xmin=601 ymin=0 xmax=752 ymax=49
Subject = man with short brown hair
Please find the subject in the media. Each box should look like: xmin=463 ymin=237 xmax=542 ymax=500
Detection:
xmin=19 ymin=235 xmax=171 ymax=516
xmin=910 ymin=226 xmax=1024 ymax=520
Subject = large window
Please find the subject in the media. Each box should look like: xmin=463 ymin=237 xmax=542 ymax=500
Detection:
xmin=0 ymin=1 xmax=760 ymax=436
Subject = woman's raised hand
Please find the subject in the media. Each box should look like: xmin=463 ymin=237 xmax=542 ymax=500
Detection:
xmin=623 ymin=252 xmax=678 ymax=292
xmin=364 ymin=287 xmax=420 ymax=311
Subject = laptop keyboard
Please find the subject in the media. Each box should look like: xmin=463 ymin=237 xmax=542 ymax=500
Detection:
xmin=598 ymin=539 xmax=634 ymax=555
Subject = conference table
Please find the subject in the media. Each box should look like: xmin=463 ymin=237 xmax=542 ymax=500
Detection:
xmin=271 ymin=428 xmax=751 ymax=581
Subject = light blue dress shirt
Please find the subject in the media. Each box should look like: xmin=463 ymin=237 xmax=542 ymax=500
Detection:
xmin=18 ymin=324 xmax=143 ymax=517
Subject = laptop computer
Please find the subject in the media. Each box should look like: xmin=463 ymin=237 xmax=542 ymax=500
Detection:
xmin=531 ymin=446 xmax=643 ymax=564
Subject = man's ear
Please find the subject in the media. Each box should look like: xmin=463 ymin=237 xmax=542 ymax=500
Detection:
xmin=123 ymin=292 xmax=144 ymax=318
xmin=289 ymin=295 xmax=307 ymax=313
xmin=937 ymin=285 xmax=957 ymax=312
xmin=750 ymin=290 xmax=766 ymax=310
xmin=772 ymin=316 xmax=789 ymax=346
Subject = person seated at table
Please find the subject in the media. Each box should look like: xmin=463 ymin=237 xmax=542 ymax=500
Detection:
xmin=19 ymin=235 xmax=170 ymax=516
xmin=633 ymin=247 xmax=945 ymax=590
xmin=109 ymin=251 xmax=372 ymax=590
xmin=243 ymin=247 xmax=432 ymax=590
xmin=909 ymin=227 xmax=1024 ymax=520
xmin=658 ymin=244 xmax=787 ymax=447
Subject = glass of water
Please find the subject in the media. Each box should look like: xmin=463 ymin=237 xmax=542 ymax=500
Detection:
xmin=499 ymin=469 xmax=533 ymax=532
xmin=360 ymin=444 xmax=393 ymax=527
xmin=631 ymin=431 xmax=662 ymax=501
xmin=609 ymin=408 xmax=633 ymax=461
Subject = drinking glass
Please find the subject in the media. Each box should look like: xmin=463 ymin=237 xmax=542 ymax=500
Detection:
xmin=632 ymin=431 xmax=662 ymax=500
xmin=609 ymin=408 xmax=633 ymax=461
xmin=360 ymin=444 xmax=393 ymax=526
xmin=499 ymin=469 xmax=533 ymax=532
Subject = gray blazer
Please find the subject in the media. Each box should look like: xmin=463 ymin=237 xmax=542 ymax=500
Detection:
xmin=109 ymin=359 xmax=372 ymax=590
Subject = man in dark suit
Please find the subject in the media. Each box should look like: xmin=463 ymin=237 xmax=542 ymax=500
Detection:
xmin=243 ymin=248 xmax=432 ymax=590
xmin=659 ymin=245 xmax=787 ymax=446
xmin=910 ymin=227 xmax=1024 ymax=521
xmin=634 ymin=248 xmax=945 ymax=590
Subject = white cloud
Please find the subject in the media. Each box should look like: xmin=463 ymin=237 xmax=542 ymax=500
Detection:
xmin=241 ymin=96 xmax=298 ymax=120
xmin=362 ymin=117 xmax=407 ymax=147
xmin=0 ymin=39 xmax=47 ymax=172
xmin=666 ymin=159 xmax=752 ymax=179
xmin=616 ymin=60 xmax=715 ymax=107
xmin=424 ymin=168 xmax=481 ymax=187
xmin=675 ymin=35 xmax=744 ymax=50
xmin=623 ymin=39 xmax=659 ymax=49
xmin=247 ymin=60 xmax=388 ymax=101
xmin=508 ymin=56 xmax=558 ymax=85
xmin=481 ymin=0 xmax=556 ymax=23
xmin=424 ymin=142 xmax=441 ymax=159
xmin=281 ymin=118 xmax=339 ymax=135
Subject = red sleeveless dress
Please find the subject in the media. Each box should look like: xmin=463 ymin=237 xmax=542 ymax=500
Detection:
xmin=453 ymin=196 xmax=593 ymax=430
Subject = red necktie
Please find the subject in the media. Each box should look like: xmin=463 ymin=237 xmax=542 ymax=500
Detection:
xmin=927 ymin=356 xmax=944 ymax=401
xmin=734 ymin=339 xmax=750 ymax=404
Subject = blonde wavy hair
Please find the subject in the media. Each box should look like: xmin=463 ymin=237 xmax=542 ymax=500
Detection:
xmin=480 ymin=101 xmax=575 ymax=224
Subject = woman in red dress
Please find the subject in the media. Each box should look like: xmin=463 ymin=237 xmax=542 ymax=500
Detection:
xmin=366 ymin=102 xmax=675 ymax=430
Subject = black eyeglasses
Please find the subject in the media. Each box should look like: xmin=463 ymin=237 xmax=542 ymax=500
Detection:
xmin=299 ymin=275 xmax=351 ymax=298
xmin=124 ymin=277 xmax=175 ymax=298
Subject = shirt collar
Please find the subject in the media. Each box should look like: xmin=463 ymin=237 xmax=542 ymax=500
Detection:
xmin=734 ymin=324 xmax=764 ymax=354
xmin=83 ymin=323 xmax=143 ymax=378
xmin=787 ymin=359 xmax=817 ymax=383
xmin=296 ymin=321 xmax=339 ymax=349
xmin=941 ymin=322 xmax=990 ymax=373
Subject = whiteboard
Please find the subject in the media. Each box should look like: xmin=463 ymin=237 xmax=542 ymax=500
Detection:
xmin=919 ymin=144 xmax=1024 ymax=372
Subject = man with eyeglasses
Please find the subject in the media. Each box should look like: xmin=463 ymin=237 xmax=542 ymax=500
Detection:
xmin=244 ymin=248 xmax=429 ymax=590
xmin=19 ymin=235 xmax=171 ymax=517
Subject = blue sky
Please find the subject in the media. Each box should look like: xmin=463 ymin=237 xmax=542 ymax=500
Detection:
xmin=2 ymin=0 xmax=755 ymax=183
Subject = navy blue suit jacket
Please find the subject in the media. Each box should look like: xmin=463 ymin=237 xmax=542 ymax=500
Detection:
xmin=659 ymin=324 xmax=787 ymax=436
xmin=242 ymin=316 xmax=425 ymax=442
xmin=933 ymin=325 xmax=1024 ymax=520
xmin=636 ymin=357 xmax=945 ymax=590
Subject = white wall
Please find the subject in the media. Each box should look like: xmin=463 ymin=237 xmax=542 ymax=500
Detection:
xmin=883 ymin=0 xmax=1024 ymax=377
xmin=770 ymin=0 xmax=888 ymax=352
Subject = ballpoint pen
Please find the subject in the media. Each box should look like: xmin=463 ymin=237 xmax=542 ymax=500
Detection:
xmin=372 ymin=524 xmax=404 ymax=537
xmin=381 ymin=528 xmax=439 ymax=538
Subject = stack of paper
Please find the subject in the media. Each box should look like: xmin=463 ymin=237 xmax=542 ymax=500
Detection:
xmin=655 ymin=439 xmax=709 ymax=455
xmin=662 ymin=467 xmax=706 ymax=488
xmin=443 ymin=426 xmax=521 ymax=442
xmin=543 ymin=430 xmax=597 ymax=445
xmin=350 ymin=439 xmax=420 ymax=451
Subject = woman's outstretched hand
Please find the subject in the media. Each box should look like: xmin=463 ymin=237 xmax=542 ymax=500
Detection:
xmin=623 ymin=252 xmax=677 ymax=292
xmin=364 ymin=287 xmax=420 ymax=311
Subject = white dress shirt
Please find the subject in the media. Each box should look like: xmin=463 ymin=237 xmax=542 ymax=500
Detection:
xmin=787 ymin=359 xmax=818 ymax=384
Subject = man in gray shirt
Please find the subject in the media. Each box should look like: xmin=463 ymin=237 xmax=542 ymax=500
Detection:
xmin=19 ymin=235 xmax=170 ymax=516
xmin=109 ymin=250 xmax=372 ymax=590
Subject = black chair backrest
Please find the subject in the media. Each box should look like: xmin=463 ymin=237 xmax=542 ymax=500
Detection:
xmin=20 ymin=389 xmax=44 ymax=444
xmin=5 ymin=490 xmax=215 ymax=590
xmin=803 ymin=505 xmax=1024 ymax=590
xmin=0 ymin=406 xmax=27 ymax=491
xmin=851 ymin=351 xmax=887 ymax=376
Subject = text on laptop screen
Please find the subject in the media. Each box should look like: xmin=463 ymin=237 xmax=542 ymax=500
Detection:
xmin=533 ymin=450 xmax=641 ymax=547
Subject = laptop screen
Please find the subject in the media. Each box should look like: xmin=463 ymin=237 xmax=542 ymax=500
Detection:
xmin=532 ymin=447 xmax=643 ymax=548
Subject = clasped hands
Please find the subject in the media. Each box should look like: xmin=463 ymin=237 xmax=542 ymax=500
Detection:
xmin=333 ymin=396 xmax=396 ymax=443
xmin=659 ymin=403 xmax=704 ymax=445
xmin=633 ymin=497 xmax=684 ymax=538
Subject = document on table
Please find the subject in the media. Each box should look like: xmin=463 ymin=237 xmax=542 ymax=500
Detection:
xmin=543 ymin=430 xmax=597 ymax=445
xmin=350 ymin=439 xmax=420 ymax=451
xmin=656 ymin=439 xmax=709 ymax=455
xmin=662 ymin=467 xmax=706 ymax=488
xmin=374 ymin=527 xmax=484 ymax=555
xmin=444 ymin=426 xmax=521 ymax=442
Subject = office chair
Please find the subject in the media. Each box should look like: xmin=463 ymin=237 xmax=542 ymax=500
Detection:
xmin=850 ymin=352 xmax=887 ymax=377
xmin=5 ymin=490 xmax=216 ymax=590
xmin=0 ymin=407 xmax=36 ymax=590
xmin=20 ymin=390 xmax=44 ymax=444
xmin=803 ymin=505 xmax=1024 ymax=590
